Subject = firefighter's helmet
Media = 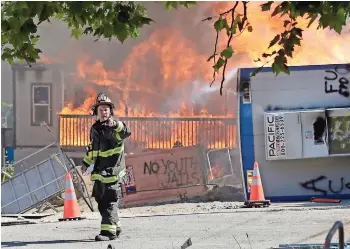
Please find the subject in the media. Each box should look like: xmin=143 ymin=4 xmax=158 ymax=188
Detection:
xmin=91 ymin=93 xmax=115 ymax=116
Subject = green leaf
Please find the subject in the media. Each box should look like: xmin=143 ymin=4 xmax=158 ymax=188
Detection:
xmin=114 ymin=23 xmax=129 ymax=43
xmin=183 ymin=2 xmax=196 ymax=8
xmin=272 ymin=52 xmax=289 ymax=75
xmin=71 ymin=28 xmax=82 ymax=39
xmin=140 ymin=17 xmax=153 ymax=25
xmin=271 ymin=6 xmax=282 ymax=17
xmin=220 ymin=46 xmax=234 ymax=59
xmin=214 ymin=17 xmax=226 ymax=32
xmin=282 ymin=64 xmax=290 ymax=74
xmin=251 ymin=66 xmax=263 ymax=77
xmin=307 ymin=14 xmax=318 ymax=28
xmin=334 ymin=22 xmax=343 ymax=34
xmin=164 ymin=1 xmax=196 ymax=11
xmin=261 ymin=1 xmax=273 ymax=12
xmin=293 ymin=27 xmax=303 ymax=38
xmin=165 ymin=2 xmax=179 ymax=10
xmin=213 ymin=57 xmax=225 ymax=73
xmin=268 ymin=34 xmax=280 ymax=48
xmin=231 ymin=22 xmax=238 ymax=34
xmin=283 ymin=20 xmax=290 ymax=28
xmin=31 ymin=35 xmax=40 ymax=44
xmin=103 ymin=23 xmax=113 ymax=37
xmin=2 ymin=47 xmax=13 ymax=54
xmin=336 ymin=7 xmax=346 ymax=20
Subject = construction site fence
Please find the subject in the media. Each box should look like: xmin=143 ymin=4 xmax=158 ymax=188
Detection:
xmin=58 ymin=115 xmax=237 ymax=150
xmin=1 ymin=142 xmax=69 ymax=214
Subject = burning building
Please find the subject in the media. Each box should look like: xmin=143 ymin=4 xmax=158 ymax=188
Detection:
xmin=9 ymin=1 xmax=349 ymax=163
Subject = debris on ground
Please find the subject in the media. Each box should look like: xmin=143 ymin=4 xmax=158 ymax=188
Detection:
xmin=1 ymin=217 xmax=38 ymax=226
xmin=181 ymin=238 xmax=192 ymax=249
xmin=1 ymin=213 xmax=55 ymax=219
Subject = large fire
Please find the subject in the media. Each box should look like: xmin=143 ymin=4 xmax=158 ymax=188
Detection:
xmin=59 ymin=27 xmax=234 ymax=118
xmin=48 ymin=2 xmax=350 ymax=149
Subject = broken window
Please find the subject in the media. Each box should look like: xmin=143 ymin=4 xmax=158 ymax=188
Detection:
xmin=313 ymin=117 xmax=326 ymax=145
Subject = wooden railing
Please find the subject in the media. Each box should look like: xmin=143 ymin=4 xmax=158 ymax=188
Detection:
xmin=58 ymin=115 xmax=237 ymax=151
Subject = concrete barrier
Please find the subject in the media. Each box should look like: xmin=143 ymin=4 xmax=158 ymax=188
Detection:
xmin=121 ymin=145 xmax=208 ymax=207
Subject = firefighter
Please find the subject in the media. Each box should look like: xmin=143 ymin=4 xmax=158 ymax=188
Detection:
xmin=81 ymin=93 xmax=131 ymax=241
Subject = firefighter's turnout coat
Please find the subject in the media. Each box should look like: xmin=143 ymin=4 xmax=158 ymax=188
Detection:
xmin=82 ymin=118 xmax=131 ymax=236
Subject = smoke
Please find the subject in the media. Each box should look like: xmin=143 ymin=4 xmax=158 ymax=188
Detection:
xmin=7 ymin=2 xmax=349 ymax=117
xmin=47 ymin=2 xmax=234 ymax=116
xmin=36 ymin=2 xmax=215 ymax=69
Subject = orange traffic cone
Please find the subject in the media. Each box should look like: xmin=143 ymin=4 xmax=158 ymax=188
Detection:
xmin=244 ymin=162 xmax=270 ymax=208
xmin=58 ymin=172 xmax=83 ymax=221
xmin=250 ymin=162 xmax=266 ymax=201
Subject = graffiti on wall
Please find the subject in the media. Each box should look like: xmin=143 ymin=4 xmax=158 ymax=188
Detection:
xmin=124 ymin=165 xmax=137 ymax=194
xmin=324 ymin=66 xmax=349 ymax=98
xmin=328 ymin=115 xmax=350 ymax=154
xmin=143 ymin=156 xmax=201 ymax=188
xmin=300 ymin=175 xmax=350 ymax=195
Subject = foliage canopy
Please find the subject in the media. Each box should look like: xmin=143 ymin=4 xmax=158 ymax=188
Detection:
xmin=1 ymin=1 xmax=349 ymax=94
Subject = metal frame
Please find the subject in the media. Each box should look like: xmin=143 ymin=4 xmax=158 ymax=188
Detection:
xmin=1 ymin=145 xmax=94 ymax=214
xmin=205 ymin=147 xmax=247 ymax=200
xmin=206 ymin=148 xmax=234 ymax=180
xmin=1 ymin=158 xmax=66 ymax=213
xmin=236 ymin=69 xmax=248 ymax=202
xmin=276 ymin=221 xmax=346 ymax=249
xmin=324 ymin=221 xmax=345 ymax=249
xmin=1 ymin=149 xmax=68 ymax=214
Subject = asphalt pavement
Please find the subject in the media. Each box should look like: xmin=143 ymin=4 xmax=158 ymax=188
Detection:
xmin=2 ymin=202 xmax=350 ymax=249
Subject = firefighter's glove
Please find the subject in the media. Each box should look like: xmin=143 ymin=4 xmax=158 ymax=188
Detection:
xmin=81 ymin=164 xmax=94 ymax=176
xmin=81 ymin=165 xmax=88 ymax=174
xmin=107 ymin=117 xmax=119 ymax=128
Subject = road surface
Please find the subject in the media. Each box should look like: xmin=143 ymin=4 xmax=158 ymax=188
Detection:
xmin=2 ymin=202 xmax=350 ymax=249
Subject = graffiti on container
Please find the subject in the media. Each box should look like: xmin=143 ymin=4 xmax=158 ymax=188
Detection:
xmin=143 ymin=156 xmax=201 ymax=188
xmin=300 ymin=175 xmax=350 ymax=195
xmin=324 ymin=66 xmax=349 ymax=98
xmin=124 ymin=165 xmax=137 ymax=194
xmin=328 ymin=115 xmax=350 ymax=155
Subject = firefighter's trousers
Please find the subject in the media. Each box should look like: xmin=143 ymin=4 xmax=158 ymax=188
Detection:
xmin=92 ymin=180 xmax=121 ymax=236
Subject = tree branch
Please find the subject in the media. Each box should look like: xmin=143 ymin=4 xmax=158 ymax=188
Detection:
xmin=205 ymin=2 xmax=241 ymax=90
xmin=210 ymin=31 xmax=219 ymax=87
xmin=219 ymin=3 xmax=237 ymax=95
xmin=218 ymin=1 xmax=249 ymax=94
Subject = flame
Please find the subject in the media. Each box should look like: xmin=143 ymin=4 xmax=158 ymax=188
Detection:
xmin=54 ymin=1 xmax=349 ymax=149
xmin=62 ymin=27 xmax=233 ymax=118
xmin=60 ymin=87 xmax=96 ymax=115
xmin=61 ymin=2 xmax=349 ymax=117
xmin=59 ymin=116 xmax=237 ymax=150
xmin=212 ymin=2 xmax=350 ymax=66
xmin=209 ymin=164 xmax=226 ymax=180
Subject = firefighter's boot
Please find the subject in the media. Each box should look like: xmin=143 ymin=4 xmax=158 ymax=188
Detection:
xmin=95 ymin=228 xmax=121 ymax=241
